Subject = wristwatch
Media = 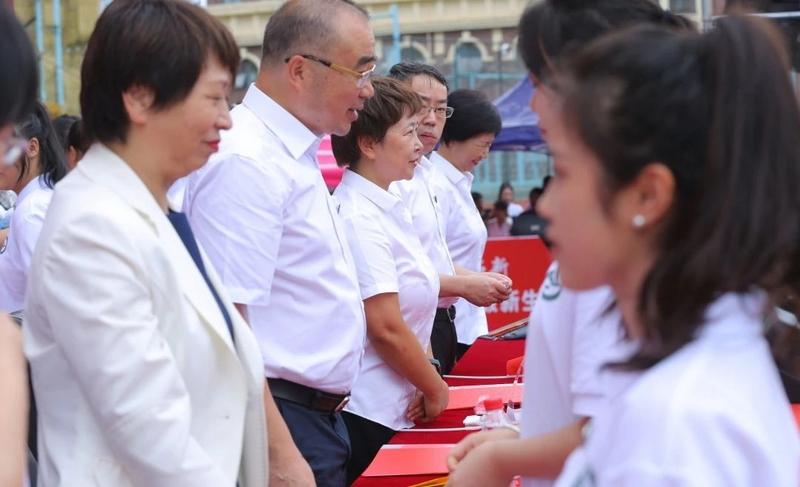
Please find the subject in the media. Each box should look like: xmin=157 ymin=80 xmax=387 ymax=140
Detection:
xmin=429 ymin=357 xmax=442 ymax=376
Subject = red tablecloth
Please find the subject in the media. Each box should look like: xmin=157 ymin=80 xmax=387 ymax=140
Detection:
xmin=450 ymin=337 xmax=525 ymax=376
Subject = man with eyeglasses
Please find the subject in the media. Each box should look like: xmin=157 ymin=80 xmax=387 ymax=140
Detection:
xmin=182 ymin=1 xmax=375 ymax=485
xmin=388 ymin=63 xmax=512 ymax=375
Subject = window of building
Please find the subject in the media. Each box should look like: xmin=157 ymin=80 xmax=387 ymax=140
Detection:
xmin=401 ymin=46 xmax=426 ymax=63
xmin=455 ymin=42 xmax=483 ymax=73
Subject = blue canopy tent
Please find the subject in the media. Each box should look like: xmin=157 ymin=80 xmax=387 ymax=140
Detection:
xmin=490 ymin=77 xmax=546 ymax=151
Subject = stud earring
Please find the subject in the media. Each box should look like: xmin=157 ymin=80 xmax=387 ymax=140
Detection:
xmin=632 ymin=214 xmax=646 ymax=229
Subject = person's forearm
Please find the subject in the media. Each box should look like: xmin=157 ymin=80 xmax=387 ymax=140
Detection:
xmin=371 ymin=324 xmax=442 ymax=396
xmin=0 ymin=317 xmax=27 ymax=487
xmin=489 ymin=419 xmax=585 ymax=479
xmin=439 ymin=274 xmax=468 ymax=298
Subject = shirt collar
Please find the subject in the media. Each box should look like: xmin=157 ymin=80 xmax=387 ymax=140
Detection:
xmin=242 ymin=84 xmax=322 ymax=162
xmin=339 ymin=169 xmax=403 ymax=212
xmin=15 ymin=175 xmax=48 ymax=206
xmin=431 ymin=151 xmax=473 ymax=186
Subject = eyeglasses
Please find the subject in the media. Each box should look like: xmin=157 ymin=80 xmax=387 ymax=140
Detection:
xmin=285 ymin=54 xmax=376 ymax=88
xmin=1 ymin=136 xmax=27 ymax=166
xmin=423 ymin=105 xmax=454 ymax=119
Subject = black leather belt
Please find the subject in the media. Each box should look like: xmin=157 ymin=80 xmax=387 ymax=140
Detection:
xmin=267 ymin=378 xmax=350 ymax=413
xmin=436 ymin=305 xmax=456 ymax=322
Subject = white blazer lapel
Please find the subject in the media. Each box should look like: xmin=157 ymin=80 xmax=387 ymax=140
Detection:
xmin=155 ymin=215 xmax=237 ymax=354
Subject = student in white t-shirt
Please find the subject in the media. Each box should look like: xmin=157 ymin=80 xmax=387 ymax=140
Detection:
xmin=0 ymin=102 xmax=66 ymax=312
xmin=448 ymin=3 xmax=693 ymax=486
xmin=454 ymin=13 xmax=800 ymax=487
xmin=331 ymin=77 xmax=448 ymax=484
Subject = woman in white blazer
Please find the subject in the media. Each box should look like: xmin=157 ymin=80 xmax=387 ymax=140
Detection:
xmin=23 ymin=1 xmax=269 ymax=485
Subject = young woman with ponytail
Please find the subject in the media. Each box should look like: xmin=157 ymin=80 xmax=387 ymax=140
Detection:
xmin=0 ymin=102 xmax=66 ymax=312
xmin=447 ymin=2 xmax=692 ymax=486
xmin=544 ymin=14 xmax=800 ymax=485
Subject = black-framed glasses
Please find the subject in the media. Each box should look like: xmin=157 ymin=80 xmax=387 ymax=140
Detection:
xmin=423 ymin=105 xmax=454 ymax=119
xmin=285 ymin=53 xmax=375 ymax=88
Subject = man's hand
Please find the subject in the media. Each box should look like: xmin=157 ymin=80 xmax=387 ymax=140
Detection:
xmin=269 ymin=444 xmax=316 ymax=486
xmin=461 ymin=273 xmax=512 ymax=306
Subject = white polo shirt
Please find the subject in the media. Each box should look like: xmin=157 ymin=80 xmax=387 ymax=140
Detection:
xmin=334 ymin=170 xmax=439 ymax=430
xmin=429 ymin=151 xmax=488 ymax=344
xmin=521 ymin=262 xmax=629 ymax=487
xmin=0 ymin=176 xmax=53 ymax=312
xmin=556 ymin=292 xmax=800 ymax=487
xmin=390 ymin=155 xmax=456 ymax=308
xmin=184 ymin=84 xmax=366 ymax=395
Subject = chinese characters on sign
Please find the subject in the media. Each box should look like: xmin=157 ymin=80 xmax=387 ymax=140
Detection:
xmin=482 ymin=236 xmax=551 ymax=331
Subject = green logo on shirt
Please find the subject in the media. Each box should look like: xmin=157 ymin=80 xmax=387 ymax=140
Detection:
xmin=540 ymin=266 xmax=562 ymax=301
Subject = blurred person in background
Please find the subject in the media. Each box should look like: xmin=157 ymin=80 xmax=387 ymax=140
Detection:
xmin=0 ymin=102 xmax=67 ymax=313
xmin=510 ymin=186 xmax=547 ymax=237
xmin=52 ymin=114 xmax=90 ymax=170
xmin=486 ymin=200 xmax=512 ymax=237
xmin=498 ymin=181 xmax=523 ymax=217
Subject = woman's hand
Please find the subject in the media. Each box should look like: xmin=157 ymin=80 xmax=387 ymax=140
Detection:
xmin=447 ymin=428 xmax=518 ymax=471
xmin=446 ymin=440 xmax=514 ymax=487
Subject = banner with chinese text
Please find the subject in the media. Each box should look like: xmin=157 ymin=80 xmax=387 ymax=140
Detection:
xmin=482 ymin=236 xmax=551 ymax=331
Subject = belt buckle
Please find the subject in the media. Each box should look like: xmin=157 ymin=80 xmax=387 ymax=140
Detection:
xmin=447 ymin=306 xmax=456 ymax=322
xmin=334 ymin=395 xmax=350 ymax=412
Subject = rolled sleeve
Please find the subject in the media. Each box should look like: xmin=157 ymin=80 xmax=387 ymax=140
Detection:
xmin=341 ymin=213 xmax=399 ymax=300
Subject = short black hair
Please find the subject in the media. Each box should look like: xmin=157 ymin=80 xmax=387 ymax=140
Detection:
xmin=0 ymin=5 xmax=37 ymax=126
xmin=53 ymin=115 xmax=90 ymax=155
xmin=388 ymin=62 xmax=449 ymax=91
xmin=80 ymin=0 xmax=240 ymax=144
xmin=261 ymin=0 xmax=369 ymax=65
xmin=16 ymin=103 xmax=67 ymax=189
xmin=331 ymin=77 xmax=423 ymax=168
xmin=441 ymin=89 xmax=502 ymax=144
xmin=517 ymin=0 xmax=692 ymax=82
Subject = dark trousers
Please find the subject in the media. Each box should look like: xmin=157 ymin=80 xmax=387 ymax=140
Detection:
xmin=274 ymin=397 xmax=351 ymax=487
xmin=342 ymin=411 xmax=396 ymax=485
xmin=456 ymin=342 xmax=471 ymax=361
xmin=430 ymin=306 xmax=457 ymax=374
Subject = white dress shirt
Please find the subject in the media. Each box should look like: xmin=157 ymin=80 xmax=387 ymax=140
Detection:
xmin=334 ymin=170 xmax=440 ymax=430
xmin=556 ymin=292 xmax=800 ymax=487
xmin=0 ymin=176 xmax=53 ymax=312
xmin=184 ymin=84 xmax=366 ymax=394
xmin=429 ymin=152 xmax=489 ymax=344
xmin=390 ymin=155 xmax=456 ymax=308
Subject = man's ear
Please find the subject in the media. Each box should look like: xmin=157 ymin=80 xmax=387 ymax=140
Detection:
xmin=121 ymin=84 xmax=156 ymax=126
xmin=284 ymin=55 xmax=310 ymax=91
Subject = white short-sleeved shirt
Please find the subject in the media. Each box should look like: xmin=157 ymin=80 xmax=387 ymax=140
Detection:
xmin=556 ymin=292 xmax=800 ymax=487
xmin=0 ymin=176 xmax=53 ymax=312
xmin=390 ymin=155 xmax=456 ymax=308
xmin=521 ymin=262 xmax=629 ymax=487
xmin=429 ymin=151 xmax=488 ymax=344
xmin=334 ymin=170 xmax=440 ymax=430
xmin=184 ymin=84 xmax=366 ymax=395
